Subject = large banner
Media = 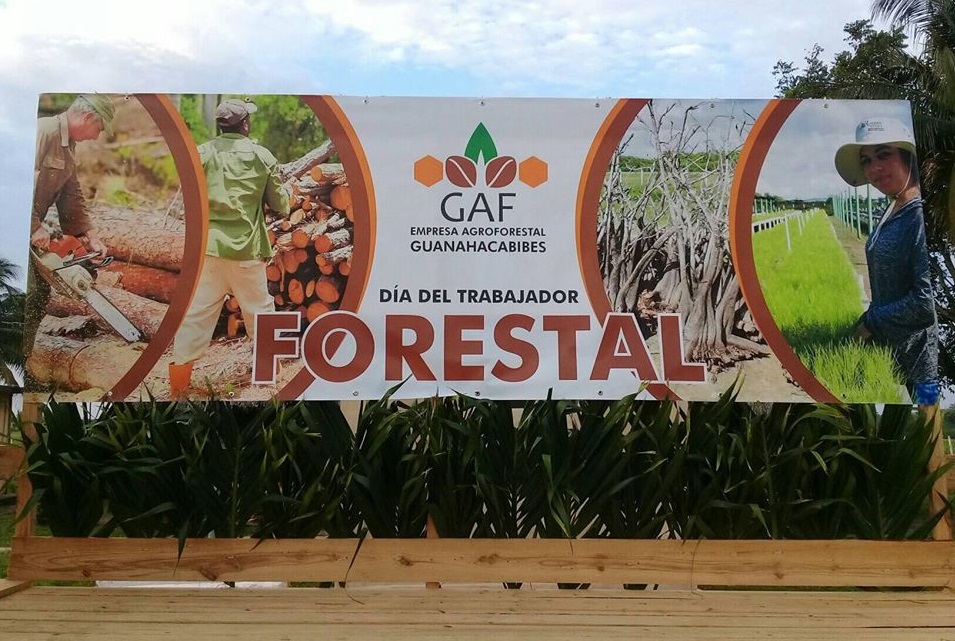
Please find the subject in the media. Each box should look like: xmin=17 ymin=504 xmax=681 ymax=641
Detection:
xmin=24 ymin=95 xmax=939 ymax=404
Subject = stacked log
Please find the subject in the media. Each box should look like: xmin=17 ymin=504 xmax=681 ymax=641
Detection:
xmin=101 ymin=261 xmax=178 ymax=304
xmin=222 ymin=141 xmax=354 ymax=332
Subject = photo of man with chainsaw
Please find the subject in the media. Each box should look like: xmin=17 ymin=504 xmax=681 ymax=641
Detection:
xmin=25 ymin=94 xmax=120 ymax=365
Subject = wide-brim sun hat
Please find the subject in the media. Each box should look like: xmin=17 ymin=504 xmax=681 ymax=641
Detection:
xmin=834 ymin=117 xmax=917 ymax=187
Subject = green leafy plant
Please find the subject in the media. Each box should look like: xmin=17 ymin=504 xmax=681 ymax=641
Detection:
xmin=836 ymin=404 xmax=952 ymax=540
xmin=21 ymin=402 xmax=110 ymax=536
xmin=470 ymin=400 xmax=528 ymax=539
xmin=256 ymin=401 xmax=359 ymax=538
xmin=595 ymin=398 xmax=678 ymax=541
xmin=349 ymin=388 xmax=428 ymax=538
xmin=417 ymin=396 xmax=484 ymax=538
xmin=90 ymin=400 xmax=196 ymax=540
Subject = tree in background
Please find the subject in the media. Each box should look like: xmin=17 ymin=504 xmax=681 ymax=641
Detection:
xmin=247 ymin=96 xmax=328 ymax=163
xmin=178 ymin=95 xmax=328 ymax=164
xmin=0 ymin=257 xmax=24 ymax=385
xmin=774 ymin=8 xmax=955 ymax=390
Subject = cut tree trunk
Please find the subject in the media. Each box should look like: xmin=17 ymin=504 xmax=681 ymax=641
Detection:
xmin=46 ymin=286 xmax=167 ymax=341
xmin=330 ymin=185 xmax=352 ymax=212
xmin=277 ymin=139 xmax=336 ymax=182
xmin=89 ymin=208 xmax=185 ymax=272
xmin=38 ymin=315 xmax=100 ymax=340
xmin=308 ymin=163 xmax=346 ymax=185
xmin=315 ymin=228 xmax=352 ymax=253
xmin=101 ymin=260 xmax=179 ymax=303
xmin=250 ymin=141 xmax=355 ymax=327
xmin=27 ymin=334 xmax=141 ymax=393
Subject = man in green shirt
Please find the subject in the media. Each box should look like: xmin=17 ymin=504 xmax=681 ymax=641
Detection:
xmin=169 ymin=99 xmax=290 ymax=396
xmin=26 ymin=94 xmax=114 ymax=362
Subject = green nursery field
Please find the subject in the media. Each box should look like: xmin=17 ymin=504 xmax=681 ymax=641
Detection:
xmin=753 ymin=210 xmax=904 ymax=402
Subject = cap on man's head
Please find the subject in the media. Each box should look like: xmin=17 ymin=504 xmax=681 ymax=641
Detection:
xmin=215 ymin=98 xmax=257 ymax=127
xmin=75 ymin=94 xmax=115 ymax=136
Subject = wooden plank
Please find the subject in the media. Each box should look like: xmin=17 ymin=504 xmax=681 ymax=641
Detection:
xmin=12 ymin=621 xmax=936 ymax=641
xmin=924 ymin=405 xmax=952 ymax=540
xmin=9 ymin=537 xmax=355 ymax=582
xmin=0 ymin=580 xmax=30 ymax=599
xmin=5 ymin=586 xmax=954 ymax=617
xmin=9 ymin=537 xmax=955 ymax=587
xmin=13 ymin=403 xmax=38 ymax=540
xmin=1 ymin=587 xmax=954 ymax=640
xmin=0 ymin=444 xmax=23 ymax=480
xmin=1 ymin=595 xmax=952 ymax=628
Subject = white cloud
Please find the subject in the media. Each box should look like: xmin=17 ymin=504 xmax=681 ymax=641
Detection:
xmin=652 ymin=43 xmax=705 ymax=58
xmin=0 ymin=0 xmax=884 ymax=276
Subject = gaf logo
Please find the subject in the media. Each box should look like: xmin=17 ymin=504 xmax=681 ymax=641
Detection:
xmin=414 ymin=123 xmax=548 ymax=189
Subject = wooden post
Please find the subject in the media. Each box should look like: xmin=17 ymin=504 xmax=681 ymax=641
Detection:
xmin=14 ymin=401 xmax=39 ymax=539
xmin=923 ymin=404 xmax=952 ymax=541
xmin=426 ymin=515 xmax=441 ymax=590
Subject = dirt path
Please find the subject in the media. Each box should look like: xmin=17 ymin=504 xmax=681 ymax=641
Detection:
xmin=644 ymin=332 xmax=813 ymax=403
xmin=667 ymin=353 xmax=814 ymax=403
xmin=829 ymin=217 xmax=870 ymax=304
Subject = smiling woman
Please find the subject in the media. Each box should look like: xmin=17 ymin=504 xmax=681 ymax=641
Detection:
xmin=833 ymin=117 xmax=939 ymax=405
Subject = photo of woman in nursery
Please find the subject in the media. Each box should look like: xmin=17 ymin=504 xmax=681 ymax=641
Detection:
xmin=834 ymin=117 xmax=939 ymax=406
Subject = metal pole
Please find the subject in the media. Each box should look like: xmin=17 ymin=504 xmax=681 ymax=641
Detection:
xmin=852 ymin=187 xmax=862 ymax=237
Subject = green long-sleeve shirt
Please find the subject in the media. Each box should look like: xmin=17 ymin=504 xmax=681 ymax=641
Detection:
xmin=199 ymin=134 xmax=290 ymax=260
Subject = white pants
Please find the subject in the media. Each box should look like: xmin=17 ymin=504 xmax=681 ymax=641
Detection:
xmin=173 ymin=255 xmax=273 ymax=364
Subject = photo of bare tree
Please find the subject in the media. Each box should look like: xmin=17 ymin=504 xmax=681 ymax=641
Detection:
xmin=597 ymin=99 xmax=809 ymax=401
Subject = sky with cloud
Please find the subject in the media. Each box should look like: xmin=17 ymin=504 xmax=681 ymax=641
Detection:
xmin=0 ymin=0 xmax=886 ymax=282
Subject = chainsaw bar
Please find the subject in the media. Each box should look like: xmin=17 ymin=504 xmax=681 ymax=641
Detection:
xmin=83 ymin=288 xmax=144 ymax=343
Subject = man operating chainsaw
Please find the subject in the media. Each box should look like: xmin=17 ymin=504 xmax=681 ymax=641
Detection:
xmin=168 ymin=98 xmax=290 ymax=397
xmin=25 ymin=94 xmax=114 ymax=360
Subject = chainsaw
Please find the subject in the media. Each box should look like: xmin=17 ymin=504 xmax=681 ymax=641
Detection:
xmin=30 ymin=235 xmax=144 ymax=343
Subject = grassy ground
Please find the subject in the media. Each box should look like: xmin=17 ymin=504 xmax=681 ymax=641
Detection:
xmin=753 ymin=210 xmax=904 ymax=402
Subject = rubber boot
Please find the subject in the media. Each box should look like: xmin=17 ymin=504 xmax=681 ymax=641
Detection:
xmin=168 ymin=362 xmax=193 ymax=399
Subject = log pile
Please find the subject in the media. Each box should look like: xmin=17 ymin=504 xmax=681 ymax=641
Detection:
xmin=222 ymin=140 xmax=354 ymax=334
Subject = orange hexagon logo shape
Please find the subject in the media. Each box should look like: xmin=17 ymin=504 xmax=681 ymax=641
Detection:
xmin=414 ymin=155 xmax=443 ymax=187
xmin=519 ymin=156 xmax=548 ymax=188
